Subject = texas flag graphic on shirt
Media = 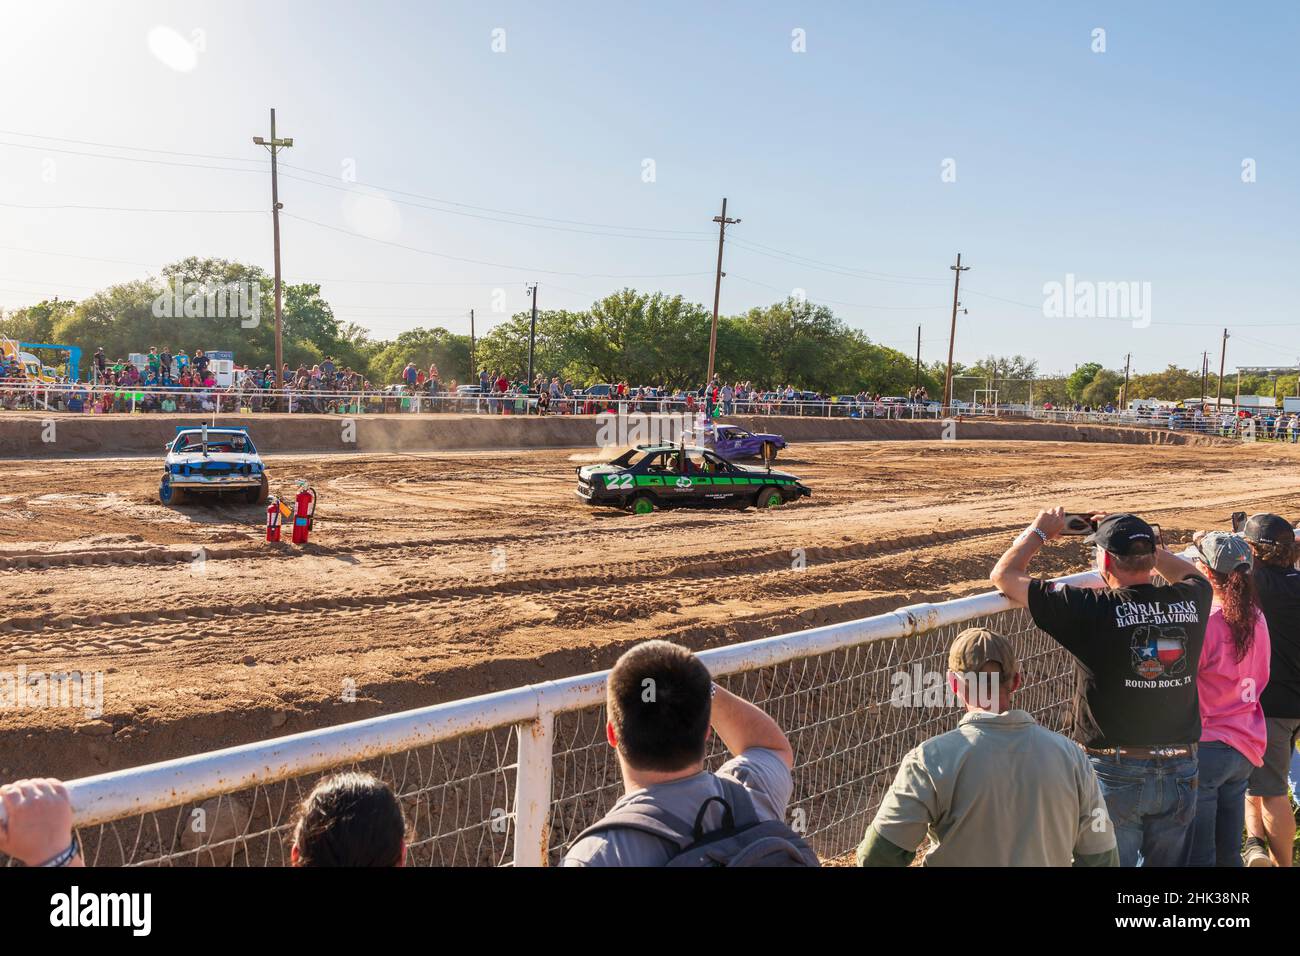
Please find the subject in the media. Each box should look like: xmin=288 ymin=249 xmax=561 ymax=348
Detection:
xmin=1131 ymin=625 xmax=1188 ymax=680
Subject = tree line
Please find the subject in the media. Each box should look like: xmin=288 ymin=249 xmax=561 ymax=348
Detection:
xmin=1 ymin=256 xmax=1284 ymax=402
xmin=0 ymin=257 xmax=943 ymax=395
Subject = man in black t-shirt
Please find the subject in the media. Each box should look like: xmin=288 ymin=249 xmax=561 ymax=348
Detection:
xmin=991 ymin=508 xmax=1212 ymax=867
xmin=1235 ymin=514 xmax=1300 ymax=867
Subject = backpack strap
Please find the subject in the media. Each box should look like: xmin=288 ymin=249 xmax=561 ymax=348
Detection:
xmin=573 ymin=802 xmax=697 ymax=852
xmin=573 ymin=777 xmax=761 ymax=850
xmin=716 ymin=777 xmax=760 ymax=829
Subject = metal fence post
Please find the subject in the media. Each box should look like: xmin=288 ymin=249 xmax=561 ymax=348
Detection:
xmin=511 ymin=711 xmax=555 ymax=867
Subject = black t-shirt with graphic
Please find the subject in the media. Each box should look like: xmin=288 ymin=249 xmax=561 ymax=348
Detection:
xmin=1027 ymin=575 xmax=1213 ymax=748
xmin=1252 ymin=563 xmax=1300 ymax=718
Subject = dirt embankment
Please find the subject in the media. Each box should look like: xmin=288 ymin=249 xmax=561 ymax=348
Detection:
xmin=0 ymin=411 xmax=1225 ymax=458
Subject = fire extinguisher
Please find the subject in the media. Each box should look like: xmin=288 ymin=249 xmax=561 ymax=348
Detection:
xmin=291 ymin=486 xmax=318 ymax=544
xmin=265 ymin=497 xmax=283 ymax=542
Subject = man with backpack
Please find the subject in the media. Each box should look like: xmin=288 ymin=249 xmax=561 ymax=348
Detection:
xmin=563 ymin=640 xmax=817 ymax=866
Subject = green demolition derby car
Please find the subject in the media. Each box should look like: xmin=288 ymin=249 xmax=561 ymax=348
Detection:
xmin=575 ymin=444 xmax=811 ymax=514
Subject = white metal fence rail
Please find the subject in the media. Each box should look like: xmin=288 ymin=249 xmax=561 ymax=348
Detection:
xmin=1 ymin=381 xmax=1283 ymax=442
xmin=12 ymin=570 xmax=1099 ymax=867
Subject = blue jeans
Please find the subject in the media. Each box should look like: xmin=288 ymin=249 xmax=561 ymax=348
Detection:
xmin=1187 ymin=741 xmax=1252 ymax=867
xmin=1090 ymin=752 xmax=1198 ymax=867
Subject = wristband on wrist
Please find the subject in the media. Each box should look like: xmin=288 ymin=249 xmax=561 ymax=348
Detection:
xmin=38 ymin=833 xmax=79 ymax=868
xmin=1022 ymin=527 xmax=1048 ymax=546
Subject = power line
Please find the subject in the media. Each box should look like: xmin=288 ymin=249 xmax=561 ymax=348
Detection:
xmin=280 ymin=211 xmax=715 ymax=280
xmin=727 ymin=236 xmax=947 ymax=285
xmin=0 ymin=139 xmax=263 ymax=174
xmin=0 ymin=128 xmax=264 ymax=164
xmin=727 ymin=237 xmax=948 ymax=287
xmin=0 ymin=200 xmax=264 ymax=214
xmin=728 ymin=273 xmax=939 ymax=311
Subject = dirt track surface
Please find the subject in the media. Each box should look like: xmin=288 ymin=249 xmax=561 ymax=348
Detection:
xmin=3 ymin=438 xmax=1299 ymax=783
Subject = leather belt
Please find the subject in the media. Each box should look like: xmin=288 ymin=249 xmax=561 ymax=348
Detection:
xmin=1085 ymin=744 xmax=1197 ymax=759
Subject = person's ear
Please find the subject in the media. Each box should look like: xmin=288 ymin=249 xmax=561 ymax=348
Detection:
xmin=397 ymin=843 xmax=407 ymax=868
xmin=1008 ymin=671 xmax=1023 ymax=695
xmin=290 ymin=843 xmax=300 ymax=866
xmin=605 ymin=720 xmax=617 ymax=749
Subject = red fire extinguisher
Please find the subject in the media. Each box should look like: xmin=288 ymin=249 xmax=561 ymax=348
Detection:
xmin=291 ymin=486 xmax=317 ymax=544
xmin=265 ymin=497 xmax=283 ymax=542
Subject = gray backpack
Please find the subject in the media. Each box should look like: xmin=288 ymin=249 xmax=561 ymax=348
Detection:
xmin=574 ymin=778 xmax=820 ymax=867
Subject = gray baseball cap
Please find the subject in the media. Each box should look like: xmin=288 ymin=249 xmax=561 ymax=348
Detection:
xmin=1194 ymin=532 xmax=1254 ymax=574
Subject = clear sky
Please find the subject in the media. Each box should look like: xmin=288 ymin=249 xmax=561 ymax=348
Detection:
xmin=0 ymin=0 xmax=1296 ymax=376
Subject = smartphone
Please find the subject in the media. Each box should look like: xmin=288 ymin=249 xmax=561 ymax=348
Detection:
xmin=1061 ymin=513 xmax=1097 ymax=536
xmin=1231 ymin=511 xmax=1247 ymax=533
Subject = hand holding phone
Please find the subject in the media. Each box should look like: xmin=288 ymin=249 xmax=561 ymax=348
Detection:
xmin=1061 ymin=513 xmax=1097 ymax=536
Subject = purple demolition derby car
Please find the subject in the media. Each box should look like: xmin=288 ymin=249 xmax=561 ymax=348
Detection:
xmin=703 ymin=423 xmax=788 ymax=461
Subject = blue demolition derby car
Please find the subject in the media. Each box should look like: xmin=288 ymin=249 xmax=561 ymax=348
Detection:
xmin=159 ymin=425 xmax=269 ymax=505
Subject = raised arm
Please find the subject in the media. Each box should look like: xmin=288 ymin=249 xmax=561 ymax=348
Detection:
xmin=991 ymin=507 xmax=1067 ymax=606
xmin=709 ymin=684 xmax=794 ymax=769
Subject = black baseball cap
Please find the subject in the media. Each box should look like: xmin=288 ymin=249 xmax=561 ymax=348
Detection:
xmin=1242 ymin=513 xmax=1295 ymax=547
xmin=1084 ymin=513 xmax=1156 ymax=555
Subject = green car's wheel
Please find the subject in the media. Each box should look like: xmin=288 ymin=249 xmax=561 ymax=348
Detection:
xmin=756 ymin=487 xmax=784 ymax=509
xmin=630 ymin=494 xmax=655 ymax=515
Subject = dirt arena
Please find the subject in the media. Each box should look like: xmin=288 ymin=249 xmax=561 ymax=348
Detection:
xmin=3 ymin=436 xmax=1299 ymax=785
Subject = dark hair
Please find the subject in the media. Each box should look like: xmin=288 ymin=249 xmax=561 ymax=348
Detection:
xmin=1106 ymin=541 xmax=1156 ymax=575
xmin=1206 ymin=566 xmax=1260 ymax=663
xmin=290 ymin=772 xmax=405 ymax=867
xmin=607 ymin=641 xmax=712 ymax=772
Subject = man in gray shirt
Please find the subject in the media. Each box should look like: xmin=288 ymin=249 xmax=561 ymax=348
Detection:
xmin=563 ymin=640 xmax=796 ymax=866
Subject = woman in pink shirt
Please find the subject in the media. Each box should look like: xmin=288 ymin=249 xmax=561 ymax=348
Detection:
xmin=1189 ymin=532 xmax=1271 ymax=866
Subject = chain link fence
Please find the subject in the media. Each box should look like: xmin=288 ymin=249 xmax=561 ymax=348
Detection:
xmin=7 ymin=591 xmax=1082 ymax=868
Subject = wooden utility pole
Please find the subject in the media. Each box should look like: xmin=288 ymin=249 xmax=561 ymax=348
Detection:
xmin=943 ymin=253 xmax=969 ymax=408
xmin=1200 ymin=351 xmax=1208 ymax=404
xmin=526 ymin=284 xmax=538 ymax=387
xmin=1120 ymin=353 xmax=1131 ymax=408
xmin=706 ymin=198 xmax=740 ymax=388
xmin=1216 ymin=328 xmax=1229 ymax=409
xmin=253 ymin=109 xmax=292 ymax=384
xmin=469 ymin=309 xmax=476 ymax=379
xmin=914 ymin=325 xmax=922 ymax=390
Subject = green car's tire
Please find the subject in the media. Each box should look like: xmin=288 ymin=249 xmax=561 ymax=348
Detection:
xmin=630 ymin=494 xmax=656 ymax=515
xmin=756 ymin=487 xmax=784 ymax=509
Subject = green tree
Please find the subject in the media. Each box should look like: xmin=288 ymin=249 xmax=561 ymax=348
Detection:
xmin=1081 ymin=368 xmax=1124 ymax=406
xmin=1127 ymin=365 xmax=1204 ymax=403
xmin=368 ymin=327 xmax=473 ymax=385
xmin=1066 ymin=363 xmax=1104 ymax=401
